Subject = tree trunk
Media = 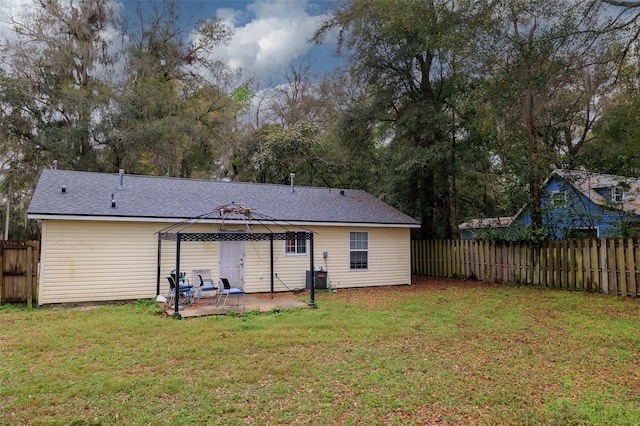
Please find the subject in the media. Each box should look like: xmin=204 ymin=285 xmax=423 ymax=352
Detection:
xmin=527 ymin=89 xmax=542 ymax=228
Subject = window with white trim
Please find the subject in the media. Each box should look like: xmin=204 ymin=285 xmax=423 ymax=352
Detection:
xmin=611 ymin=186 xmax=626 ymax=203
xmin=349 ymin=231 xmax=368 ymax=270
xmin=285 ymin=232 xmax=307 ymax=255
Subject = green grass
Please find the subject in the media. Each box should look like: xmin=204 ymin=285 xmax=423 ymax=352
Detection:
xmin=2 ymin=280 xmax=640 ymax=425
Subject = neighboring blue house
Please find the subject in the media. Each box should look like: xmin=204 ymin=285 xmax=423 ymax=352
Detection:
xmin=460 ymin=169 xmax=640 ymax=240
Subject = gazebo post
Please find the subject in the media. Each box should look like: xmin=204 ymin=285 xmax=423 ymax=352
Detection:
xmin=173 ymin=233 xmax=182 ymax=319
xmin=270 ymin=233 xmax=274 ymax=298
xmin=309 ymin=232 xmax=316 ymax=307
xmin=156 ymin=234 xmax=162 ymax=297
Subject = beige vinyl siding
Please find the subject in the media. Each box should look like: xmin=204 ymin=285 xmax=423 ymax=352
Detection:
xmin=244 ymin=225 xmax=411 ymax=291
xmin=40 ymin=220 xmax=160 ymax=304
xmin=245 ymin=237 xmax=311 ymax=292
xmin=38 ymin=220 xmax=220 ymax=305
xmin=38 ymin=220 xmax=411 ymax=304
xmin=310 ymin=226 xmax=411 ymax=289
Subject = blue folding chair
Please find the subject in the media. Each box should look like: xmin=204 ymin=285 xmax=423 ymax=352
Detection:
xmin=217 ymin=277 xmax=245 ymax=309
xmin=166 ymin=276 xmax=194 ymax=306
xmin=193 ymin=270 xmax=219 ymax=303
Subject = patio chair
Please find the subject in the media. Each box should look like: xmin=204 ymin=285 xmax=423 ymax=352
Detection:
xmin=217 ymin=277 xmax=245 ymax=310
xmin=166 ymin=276 xmax=194 ymax=306
xmin=191 ymin=269 xmax=218 ymax=303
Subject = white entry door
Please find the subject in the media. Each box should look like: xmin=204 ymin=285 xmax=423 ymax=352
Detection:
xmin=219 ymin=238 xmax=245 ymax=289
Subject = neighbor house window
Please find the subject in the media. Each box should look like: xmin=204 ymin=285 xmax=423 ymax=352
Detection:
xmin=285 ymin=232 xmax=307 ymax=255
xmin=550 ymin=190 xmax=567 ymax=208
xmin=349 ymin=232 xmax=368 ymax=270
xmin=611 ymin=186 xmax=626 ymax=203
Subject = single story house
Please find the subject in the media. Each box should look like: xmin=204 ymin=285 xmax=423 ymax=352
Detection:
xmin=460 ymin=169 xmax=640 ymax=240
xmin=27 ymin=169 xmax=420 ymax=305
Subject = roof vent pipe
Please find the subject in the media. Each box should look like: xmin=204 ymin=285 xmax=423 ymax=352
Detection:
xmin=118 ymin=169 xmax=124 ymax=189
xmin=53 ymin=160 xmax=58 ymax=170
xmin=61 ymin=185 xmax=66 ymax=193
xmin=111 ymin=193 xmax=116 ymax=208
xmin=290 ymin=173 xmax=295 ymax=192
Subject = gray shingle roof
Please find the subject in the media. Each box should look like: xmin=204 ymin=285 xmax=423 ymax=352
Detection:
xmin=27 ymin=169 xmax=420 ymax=227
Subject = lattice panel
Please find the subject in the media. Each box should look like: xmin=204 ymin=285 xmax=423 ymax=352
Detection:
xmin=160 ymin=231 xmax=312 ymax=242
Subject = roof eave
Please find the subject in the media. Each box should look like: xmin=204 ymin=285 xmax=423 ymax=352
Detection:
xmin=27 ymin=213 xmax=421 ymax=228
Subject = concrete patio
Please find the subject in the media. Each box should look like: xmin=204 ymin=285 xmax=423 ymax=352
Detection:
xmin=160 ymin=291 xmax=312 ymax=318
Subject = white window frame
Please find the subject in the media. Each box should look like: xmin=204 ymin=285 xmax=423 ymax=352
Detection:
xmin=285 ymin=232 xmax=307 ymax=256
xmin=349 ymin=231 xmax=369 ymax=270
xmin=611 ymin=186 xmax=626 ymax=203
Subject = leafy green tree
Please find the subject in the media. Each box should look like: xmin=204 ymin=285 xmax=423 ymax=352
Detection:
xmin=101 ymin=0 xmax=236 ymax=178
xmin=0 ymin=0 xmax=118 ymax=238
xmin=470 ymin=0 xmax=615 ymax=229
xmin=578 ymin=45 xmax=640 ymax=176
xmin=314 ymin=0 xmax=494 ymax=238
xmin=253 ymin=121 xmax=334 ymax=186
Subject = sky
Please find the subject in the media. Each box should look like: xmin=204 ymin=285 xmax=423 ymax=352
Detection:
xmin=0 ymin=0 xmax=342 ymax=85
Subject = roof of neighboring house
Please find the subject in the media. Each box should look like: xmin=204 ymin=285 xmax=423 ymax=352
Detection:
xmin=459 ymin=169 xmax=640 ymax=231
xmin=27 ymin=169 xmax=421 ymax=227
xmin=458 ymin=217 xmax=513 ymax=230
xmin=550 ymin=169 xmax=640 ymax=215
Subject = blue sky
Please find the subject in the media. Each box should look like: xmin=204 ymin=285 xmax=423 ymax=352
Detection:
xmin=0 ymin=0 xmax=341 ymax=85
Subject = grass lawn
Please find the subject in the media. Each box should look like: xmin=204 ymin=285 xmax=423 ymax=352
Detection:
xmin=1 ymin=277 xmax=640 ymax=425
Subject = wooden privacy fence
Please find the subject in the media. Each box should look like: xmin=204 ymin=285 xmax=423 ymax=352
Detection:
xmin=412 ymin=239 xmax=640 ymax=297
xmin=0 ymin=241 xmax=39 ymax=307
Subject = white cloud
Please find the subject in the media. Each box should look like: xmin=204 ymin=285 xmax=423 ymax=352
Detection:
xmin=212 ymin=0 xmax=330 ymax=82
xmin=0 ymin=0 xmax=337 ymax=85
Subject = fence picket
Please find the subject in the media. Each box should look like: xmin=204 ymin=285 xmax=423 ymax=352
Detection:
xmin=617 ymin=239 xmax=627 ymax=296
xmin=538 ymin=243 xmax=546 ymax=287
xmin=608 ymin=240 xmax=618 ymax=295
xmin=626 ymin=238 xmax=636 ymax=297
xmin=634 ymin=240 xmax=640 ymax=297
xmin=568 ymin=240 xmax=576 ymax=290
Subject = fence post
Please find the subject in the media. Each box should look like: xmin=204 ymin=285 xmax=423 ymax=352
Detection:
xmin=26 ymin=246 xmax=33 ymax=308
xmin=0 ymin=246 xmax=2 ymax=304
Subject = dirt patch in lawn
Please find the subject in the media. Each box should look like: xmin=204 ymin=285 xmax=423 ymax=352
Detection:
xmin=322 ymin=275 xmax=502 ymax=305
xmin=409 ymin=275 xmax=497 ymax=291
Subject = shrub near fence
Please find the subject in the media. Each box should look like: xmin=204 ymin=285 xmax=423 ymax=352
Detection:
xmin=412 ymin=239 xmax=640 ymax=297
